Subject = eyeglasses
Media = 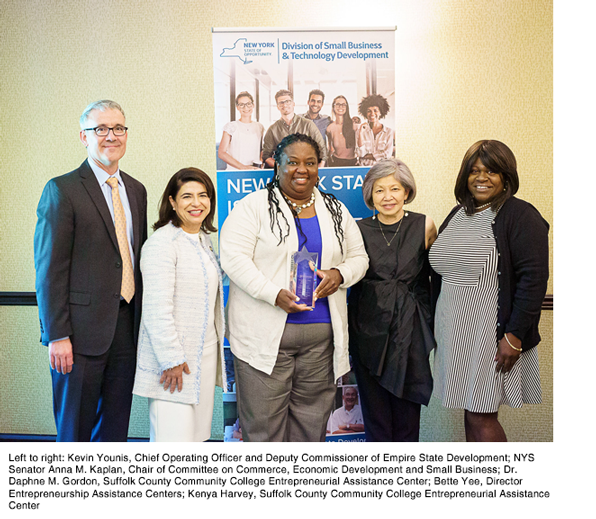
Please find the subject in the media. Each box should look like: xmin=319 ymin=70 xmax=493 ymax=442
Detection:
xmin=334 ymin=103 xmax=347 ymax=108
xmin=277 ymin=99 xmax=293 ymax=106
xmin=83 ymin=126 xmax=128 ymax=137
xmin=237 ymin=102 xmax=254 ymax=108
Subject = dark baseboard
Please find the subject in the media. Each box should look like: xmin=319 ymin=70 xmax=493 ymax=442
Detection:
xmin=1 ymin=292 xmax=555 ymax=310
xmin=0 ymin=433 xmax=223 ymax=442
xmin=0 ymin=433 xmax=148 ymax=442
xmin=542 ymin=294 xmax=553 ymax=311
xmin=0 ymin=292 xmax=38 ymax=306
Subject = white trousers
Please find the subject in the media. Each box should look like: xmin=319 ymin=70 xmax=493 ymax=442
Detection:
xmin=148 ymin=340 xmax=217 ymax=442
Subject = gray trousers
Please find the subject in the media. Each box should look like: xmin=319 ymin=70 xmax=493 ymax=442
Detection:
xmin=233 ymin=322 xmax=336 ymax=442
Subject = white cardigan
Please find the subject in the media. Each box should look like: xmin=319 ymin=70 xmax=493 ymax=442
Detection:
xmin=133 ymin=223 xmax=227 ymax=404
xmin=220 ymin=187 xmax=368 ymax=378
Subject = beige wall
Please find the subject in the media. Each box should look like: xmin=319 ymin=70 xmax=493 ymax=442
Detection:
xmin=0 ymin=0 xmax=552 ymax=441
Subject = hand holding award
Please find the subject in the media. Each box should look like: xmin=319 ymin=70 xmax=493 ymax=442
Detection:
xmin=290 ymin=246 xmax=318 ymax=308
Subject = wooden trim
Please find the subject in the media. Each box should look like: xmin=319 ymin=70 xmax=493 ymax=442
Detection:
xmin=0 ymin=292 xmax=38 ymax=306
xmin=0 ymin=433 xmax=223 ymax=442
xmin=0 ymin=292 xmax=554 ymax=309
xmin=542 ymin=294 xmax=553 ymax=311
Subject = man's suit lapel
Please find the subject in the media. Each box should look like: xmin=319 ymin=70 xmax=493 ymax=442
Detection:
xmin=121 ymin=171 xmax=141 ymax=257
xmin=78 ymin=160 xmax=119 ymax=251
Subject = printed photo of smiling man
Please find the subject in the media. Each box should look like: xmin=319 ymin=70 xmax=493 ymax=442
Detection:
xmin=328 ymin=386 xmax=365 ymax=435
xmin=262 ymin=89 xmax=328 ymax=168
xmin=302 ymin=89 xmax=331 ymax=140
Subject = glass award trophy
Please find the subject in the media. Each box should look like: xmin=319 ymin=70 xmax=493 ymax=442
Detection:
xmin=290 ymin=246 xmax=318 ymax=307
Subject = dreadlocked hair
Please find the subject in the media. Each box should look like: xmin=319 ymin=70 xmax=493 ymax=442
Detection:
xmin=266 ymin=133 xmax=345 ymax=254
xmin=320 ymin=191 xmax=345 ymax=255
xmin=266 ymin=172 xmax=291 ymax=246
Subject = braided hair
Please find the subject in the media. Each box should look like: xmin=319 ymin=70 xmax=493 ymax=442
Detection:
xmin=266 ymin=133 xmax=345 ymax=254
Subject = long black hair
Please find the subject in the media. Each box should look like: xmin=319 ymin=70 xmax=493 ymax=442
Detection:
xmin=267 ymin=133 xmax=345 ymax=254
xmin=332 ymin=95 xmax=355 ymax=150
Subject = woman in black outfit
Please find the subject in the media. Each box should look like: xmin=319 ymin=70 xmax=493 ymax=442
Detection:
xmin=348 ymin=158 xmax=437 ymax=441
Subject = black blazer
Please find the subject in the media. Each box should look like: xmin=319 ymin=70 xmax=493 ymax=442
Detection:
xmin=34 ymin=160 xmax=148 ymax=355
xmin=431 ymin=197 xmax=549 ymax=351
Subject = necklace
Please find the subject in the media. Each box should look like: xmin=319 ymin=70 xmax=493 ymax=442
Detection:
xmin=378 ymin=212 xmax=407 ymax=246
xmin=474 ymin=202 xmax=491 ymax=211
xmin=283 ymin=191 xmax=315 ymax=215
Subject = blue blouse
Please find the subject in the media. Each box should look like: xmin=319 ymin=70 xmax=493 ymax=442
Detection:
xmin=287 ymin=215 xmax=332 ymax=324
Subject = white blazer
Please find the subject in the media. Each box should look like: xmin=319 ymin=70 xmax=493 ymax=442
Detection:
xmin=220 ymin=187 xmax=368 ymax=378
xmin=133 ymin=223 xmax=227 ymax=404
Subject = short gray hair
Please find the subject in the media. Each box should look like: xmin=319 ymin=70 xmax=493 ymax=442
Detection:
xmin=343 ymin=386 xmax=358 ymax=396
xmin=361 ymin=158 xmax=417 ymax=210
xmin=80 ymin=100 xmax=125 ymax=128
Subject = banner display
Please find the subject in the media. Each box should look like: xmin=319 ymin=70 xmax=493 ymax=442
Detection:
xmin=213 ymin=25 xmax=396 ymax=221
xmin=216 ymin=167 xmax=371 ymax=225
xmin=213 ymin=27 xmax=396 ymax=442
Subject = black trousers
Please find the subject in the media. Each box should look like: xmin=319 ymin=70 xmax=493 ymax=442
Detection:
xmin=351 ymin=353 xmax=421 ymax=442
xmin=51 ymin=302 xmax=136 ymax=442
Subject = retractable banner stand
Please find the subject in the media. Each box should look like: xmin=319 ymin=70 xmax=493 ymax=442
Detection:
xmin=213 ymin=27 xmax=396 ymax=442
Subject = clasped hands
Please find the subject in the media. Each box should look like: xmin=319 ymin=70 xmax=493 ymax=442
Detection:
xmin=275 ymin=268 xmax=343 ymax=313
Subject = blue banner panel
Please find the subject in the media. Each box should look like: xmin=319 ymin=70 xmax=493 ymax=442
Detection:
xmin=217 ymin=166 xmax=372 ymax=229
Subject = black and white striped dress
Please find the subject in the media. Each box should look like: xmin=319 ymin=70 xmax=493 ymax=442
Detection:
xmin=429 ymin=207 xmax=541 ymax=413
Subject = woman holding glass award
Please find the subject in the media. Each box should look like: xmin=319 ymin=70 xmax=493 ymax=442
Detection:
xmin=220 ymin=133 xmax=368 ymax=442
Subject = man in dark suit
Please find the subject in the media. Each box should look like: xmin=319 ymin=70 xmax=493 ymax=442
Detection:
xmin=34 ymin=100 xmax=147 ymax=442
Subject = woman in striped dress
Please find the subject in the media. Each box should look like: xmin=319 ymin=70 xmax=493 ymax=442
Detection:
xmin=429 ymin=140 xmax=549 ymax=442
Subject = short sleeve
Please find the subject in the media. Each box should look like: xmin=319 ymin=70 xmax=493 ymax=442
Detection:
xmin=223 ymin=121 xmax=236 ymax=136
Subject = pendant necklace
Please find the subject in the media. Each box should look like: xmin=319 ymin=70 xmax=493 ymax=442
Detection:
xmin=378 ymin=212 xmax=407 ymax=246
xmin=283 ymin=191 xmax=315 ymax=215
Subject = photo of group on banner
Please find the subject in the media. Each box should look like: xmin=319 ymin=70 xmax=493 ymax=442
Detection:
xmin=217 ymin=88 xmax=394 ymax=170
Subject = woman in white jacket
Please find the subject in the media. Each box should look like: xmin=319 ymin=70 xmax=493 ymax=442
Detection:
xmin=220 ymin=133 xmax=368 ymax=442
xmin=133 ymin=168 xmax=226 ymax=442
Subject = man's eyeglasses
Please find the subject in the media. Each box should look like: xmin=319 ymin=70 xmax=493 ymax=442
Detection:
xmin=83 ymin=126 xmax=128 ymax=137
